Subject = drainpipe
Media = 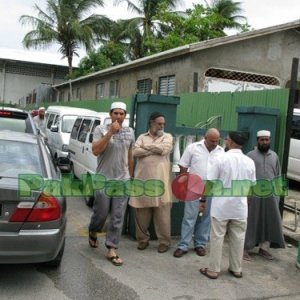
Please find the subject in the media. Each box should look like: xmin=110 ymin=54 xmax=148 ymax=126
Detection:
xmin=1 ymin=61 xmax=6 ymax=104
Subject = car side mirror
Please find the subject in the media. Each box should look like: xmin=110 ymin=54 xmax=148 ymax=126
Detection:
xmin=50 ymin=124 xmax=58 ymax=132
xmin=89 ymin=133 xmax=93 ymax=143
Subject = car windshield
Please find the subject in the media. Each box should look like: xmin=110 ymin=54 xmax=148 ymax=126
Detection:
xmin=0 ymin=140 xmax=43 ymax=177
xmin=0 ymin=110 xmax=35 ymax=134
xmin=61 ymin=116 xmax=77 ymax=133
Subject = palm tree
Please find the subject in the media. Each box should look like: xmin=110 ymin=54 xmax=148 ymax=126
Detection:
xmin=113 ymin=0 xmax=180 ymax=59
xmin=19 ymin=0 xmax=112 ymax=74
xmin=205 ymin=0 xmax=247 ymax=34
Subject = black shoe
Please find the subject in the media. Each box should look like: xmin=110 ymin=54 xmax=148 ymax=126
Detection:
xmin=173 ymin=248 xmax=188 ymax=257
xmin=137 ymin=241 xmax=149 ymax=250
xmin=194 ymin=247 xmax=206 ymax=256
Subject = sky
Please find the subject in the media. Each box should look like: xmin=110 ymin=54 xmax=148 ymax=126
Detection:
xmin=0 ymin=0 xmax=299 ymax=67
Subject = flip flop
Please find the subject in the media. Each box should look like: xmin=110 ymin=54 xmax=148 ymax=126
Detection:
xmin=228 ymin=269 xmax=243 ymax=278
xmin=107 ymin=255 xmax=123 ymax=266
xmin=88 ymin=233 xmax=98 ymax=248
xmin=199 ymin=268 xmax=218 ymax=279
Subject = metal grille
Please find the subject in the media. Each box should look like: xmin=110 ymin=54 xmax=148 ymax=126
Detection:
xmin=1 ymin=62 xmax=67 ymax=79
xmin=6 ymin=63 xmax=51 ymax=77
xmin=205 ymin=68 xmax=280 ymax=86
xmin=159 ymin=75 xmax=176 ymax=96
xmin=137 ymin=78 xmax=152 ymax=94
xmin=96 ymin=83 xmax=105 ymax=99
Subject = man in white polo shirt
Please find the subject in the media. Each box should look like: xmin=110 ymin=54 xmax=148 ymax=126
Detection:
xmin=173 ymin=128 xmax=224 ymax=258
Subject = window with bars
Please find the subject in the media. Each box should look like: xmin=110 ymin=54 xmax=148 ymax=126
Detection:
xmin=109 ymin=80 xmax=119 ymax=98
xmin=159 ymin=75 xmax=176 ymax=96
xmin=96 ymin=83 xmax=105 ymax=99
xmin=137 ymin=78 xmax=152 ymax=94
xmin=205 ymin=68 xmax=280 ymax=86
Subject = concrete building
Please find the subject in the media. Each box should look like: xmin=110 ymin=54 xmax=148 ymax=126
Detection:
xmin=52 ymin=20 xmax=300 ymax=106
xmin=0 ymin=49 xmax=69 ymax=106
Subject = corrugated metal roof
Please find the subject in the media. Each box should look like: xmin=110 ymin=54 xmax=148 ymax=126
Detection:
xmin=0 ymin=47 xmax=77 ymax=68
xmin=54 ymin=19 xmax=300 ymax=87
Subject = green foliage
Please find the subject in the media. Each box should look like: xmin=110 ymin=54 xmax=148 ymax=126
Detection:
xmin=149 ymin=1 xmax=249 ymax=54
xmin=19 ymin=0 xmax=112 ymax=74
xmin=20 ymin=0 xmax=251 ymax=76
xmin=68 ymin=42 xmax=127 ymax=79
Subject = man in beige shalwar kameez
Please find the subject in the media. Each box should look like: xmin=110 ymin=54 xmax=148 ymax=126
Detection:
xmin=129 ymin=112 xmax=173 ymax=253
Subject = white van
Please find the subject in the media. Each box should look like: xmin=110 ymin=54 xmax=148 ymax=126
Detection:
xmin=45 ymin=106 xmax=101 ymax=171
xmin=287 ymin=108 xmax=300 ymax=182
xmin=68 ymin=114 xmax=129 ymax=205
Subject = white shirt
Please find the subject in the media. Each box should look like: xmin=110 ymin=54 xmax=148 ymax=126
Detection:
xmin=33 ymin=115 xmax=46 ymax=136
xmin=207 ymin=149 xmax=256 ymax=220
xmin=179 ymin=140 xmax=224 ymax=180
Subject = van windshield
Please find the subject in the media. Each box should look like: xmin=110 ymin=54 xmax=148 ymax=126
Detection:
xmin=61 ymin=115 xmax=77 ymax=133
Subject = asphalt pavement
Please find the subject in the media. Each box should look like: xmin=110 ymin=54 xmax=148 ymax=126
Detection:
xmin=91 ymin=233 xmax=300 ymax=300
xmin=85 ymin=188 xmax=300 ymax=300
xmin=64 ymin=186 xmax=300 ymax=300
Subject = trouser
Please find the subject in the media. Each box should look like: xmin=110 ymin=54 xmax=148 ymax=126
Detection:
xmin=134 ymin=204 xmax=171 ymax=246
xmin=88 ymin=189 xmax=128 ymax=249
xmin=208 ymin=217 xmax=247 ymax=273
xmin=177 ymin=198 xmax=212 ymax=251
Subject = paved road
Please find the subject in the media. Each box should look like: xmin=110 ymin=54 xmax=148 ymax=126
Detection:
xmin=0 ymin=193 xmax=299 ymax=300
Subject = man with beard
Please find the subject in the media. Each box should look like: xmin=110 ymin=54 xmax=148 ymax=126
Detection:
xmin=243 ymin=130 xmax=285 ymax=261
xmin=33 ymin=107 xmax=46 ymax=138
xmin=129 ymin=112 xmax=173 ymax=253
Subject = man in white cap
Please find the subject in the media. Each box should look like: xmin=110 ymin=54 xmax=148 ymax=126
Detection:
xmin=33 ymin=106 xmax=46 ymax=138
xmin=88 ymin=101 xmax=135 ymax=266
xmin=243 ymin=130 xmax=285 ymax=261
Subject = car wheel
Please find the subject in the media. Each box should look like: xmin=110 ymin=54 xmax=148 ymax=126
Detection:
xmin=44 ymin=239 xmax=65 ymax=267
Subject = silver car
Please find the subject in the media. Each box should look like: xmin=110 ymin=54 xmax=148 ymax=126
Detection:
xmin=0 ymin=107 xmax=37 ymax=134
xmin=0 ymin=131 xmax=66 ymax=266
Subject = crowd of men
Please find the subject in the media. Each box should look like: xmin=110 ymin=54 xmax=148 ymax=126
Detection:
xmin=33 ymin=102 xmax=287 ymax=274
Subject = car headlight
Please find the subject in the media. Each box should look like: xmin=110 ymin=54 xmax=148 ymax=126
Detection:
xmin=62 ymin=144 xmax=69 ymax=152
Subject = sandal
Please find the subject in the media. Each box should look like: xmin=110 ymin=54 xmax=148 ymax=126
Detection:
xmin=199 ymin=268 xmax=218 ymax=279
xmin=107 ymin=255 xmax=123 ymax=266
xmin=88 ymin=232 xmax=98 ymax=248
xmin=228 ymin=269 xmax=243 ymax=278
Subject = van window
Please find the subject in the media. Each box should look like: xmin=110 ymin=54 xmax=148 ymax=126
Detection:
xmin=78 ymin=119 xmax=92 ymax=142
xmin=291 ymin=114 xmax=300 ymax=140
xmin=71 ymin=118 xmax=83 ymax=139
xmin=89 ymin=120 xmax=101 ymax=143
xmin=62 ymin=115 xmax=78 ymax=133
xmin=47 ymin=114 xmax=57 ymax=129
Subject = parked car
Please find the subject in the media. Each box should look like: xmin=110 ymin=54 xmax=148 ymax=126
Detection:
xmin=0 ymin=107 xmax=37 ymax=134
xmin=68 ymin=114 xmax=129 ymax=206
xmin=0 ymin=131 xmax=66 ymax=266
xmin=45 ymin=106 xmax=100 ymax=171
xmin=287 ymin=108 xmax=300 ymax=182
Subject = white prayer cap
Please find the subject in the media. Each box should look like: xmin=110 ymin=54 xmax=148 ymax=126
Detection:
xmin=38 ymin=106 xmax=45 ymax=111
xmin=257 ymin=130 xmax=271 ymax=137
xmin=110 ymin=102 xmax=126 ymax=111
